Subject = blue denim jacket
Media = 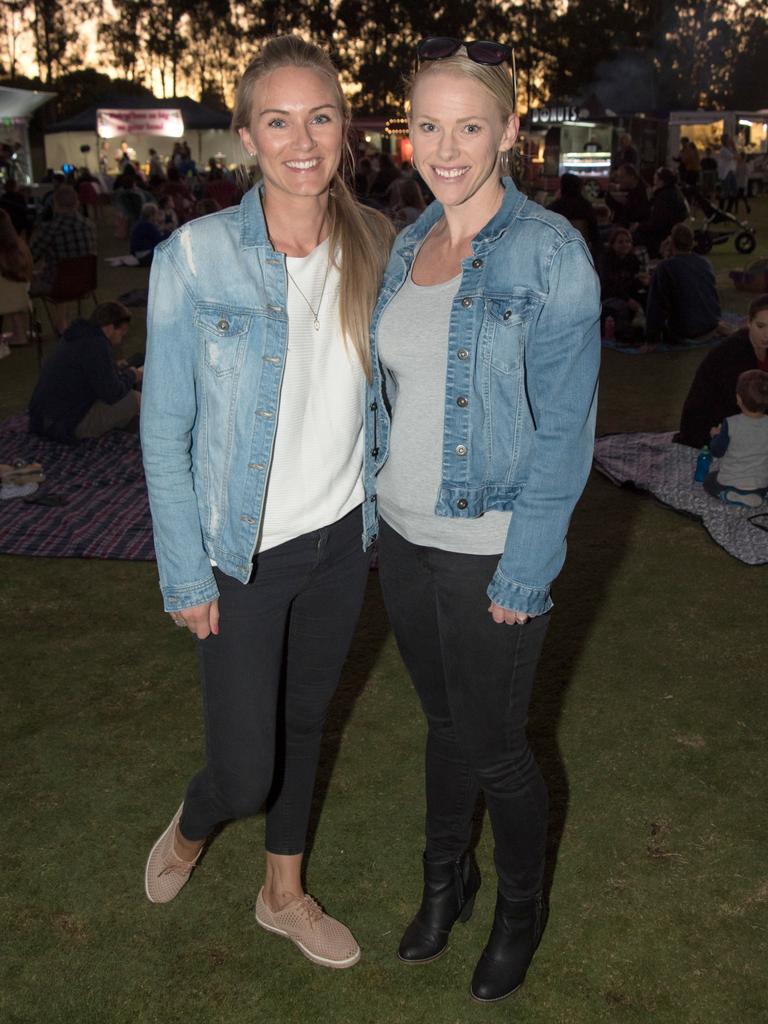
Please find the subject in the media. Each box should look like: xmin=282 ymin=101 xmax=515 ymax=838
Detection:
xmin=364 ymin=179 xmax=601 ymax=615
xmin=141 ymin=187 xmax=378 ymax=612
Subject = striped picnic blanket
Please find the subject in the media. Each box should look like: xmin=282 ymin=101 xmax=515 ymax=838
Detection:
xmin=0 ymin=415 xmax=155 ymax=561
xmin=593 ymin=431 xmax=768 ymax=566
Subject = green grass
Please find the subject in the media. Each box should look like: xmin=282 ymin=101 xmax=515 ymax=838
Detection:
xmin=1 ymin=201 xmax=767 ymax=1024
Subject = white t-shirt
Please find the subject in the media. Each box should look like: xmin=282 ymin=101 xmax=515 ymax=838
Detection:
xmin=257 ymin=238 xmax=365 ymax=552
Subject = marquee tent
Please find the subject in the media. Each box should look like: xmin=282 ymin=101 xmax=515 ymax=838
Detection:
xmin=44 ymin=95 xmax=235 ymax=173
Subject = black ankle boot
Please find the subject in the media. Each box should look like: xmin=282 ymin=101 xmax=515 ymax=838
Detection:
xmin=397 ymin=852 xmax=481 ymax=963
xmin=470 ymin=891 xmax=547 ymax=1002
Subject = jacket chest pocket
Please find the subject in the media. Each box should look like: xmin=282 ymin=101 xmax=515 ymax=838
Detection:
xmin=480 ymin=297 xmax=535 ymax=375
xmin=197 ymin=307 xmax=253 ymax=377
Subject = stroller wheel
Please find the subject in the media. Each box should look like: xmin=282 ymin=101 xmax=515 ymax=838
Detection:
xmin=694 ymin=230 xmax=713 ymax=254
xmin=735 ymin=231 xmax=756 ymax=254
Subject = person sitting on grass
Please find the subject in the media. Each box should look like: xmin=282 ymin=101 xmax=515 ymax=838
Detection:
xmin=156 ymin=194 xmax=179 ymax=233
xmin=597 ymin=226 xmax=649 ymax=342
xmin=603 ymin=163 xmax=650 ymax=230
xmin=28 ymin=301 xmax=141 ymax=442
xmin=29 ymin=184 xmax=97 ymax=298
xmin=704 ymin=370 xmax=768 ymax=508
xmin=633 ymin=167 xmax=688 ymax=258
xmin=128 ymin=203 xmax=168 ymax=265
xmin=108 ymin=203 xmax=169 ymax=267
xmin=644 ymin=223 xmax=720 ymax=348
xmin=547 ymin=172 xmax=598 ymax=250
xmin=676 ymin=294 xmax=768 ymax=448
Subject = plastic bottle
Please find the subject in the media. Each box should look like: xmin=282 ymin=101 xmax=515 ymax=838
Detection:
xmin=694 ymin=445 xmax=711 ymax=482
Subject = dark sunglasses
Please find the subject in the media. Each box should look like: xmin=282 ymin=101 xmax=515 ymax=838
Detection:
xmin=416 ymin=37 xmax=517 ymax=108
xmin=417 ymin=37 xmax=512 ymax=66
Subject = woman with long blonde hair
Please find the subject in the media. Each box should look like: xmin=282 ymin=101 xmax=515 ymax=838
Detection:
xmin=141 ymin=36 xmax=391 ymax=969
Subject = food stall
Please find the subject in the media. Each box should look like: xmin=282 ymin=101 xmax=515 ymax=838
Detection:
xmin=668 ymin=110 xmax=768 ymax=157
xmin=523 ymin=100 xmax=666 ymax=194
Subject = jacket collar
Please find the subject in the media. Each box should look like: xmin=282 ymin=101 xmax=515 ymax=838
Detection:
xmin=239 ymin=183 xmax=272 ymax=250
xmin=397 ymin=177 xmax=527 ymax=257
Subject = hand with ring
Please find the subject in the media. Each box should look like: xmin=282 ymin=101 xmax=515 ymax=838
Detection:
xmin=168 ymin=600 xmax=220 ymax=639
xmin=488 ymin=600 xmax=532 ymax=626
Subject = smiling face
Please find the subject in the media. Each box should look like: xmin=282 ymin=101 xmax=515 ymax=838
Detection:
xmin=238 ymin=65 xmax=344 ymax=202
xmin=748 ymin=307 xmax=768 ymax=359
xmin=409 ymin=68 xmax=518 ymax=213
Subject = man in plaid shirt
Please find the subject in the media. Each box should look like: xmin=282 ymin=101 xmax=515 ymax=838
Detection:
xmin=31 ymin=184 xmax=97 ymax=295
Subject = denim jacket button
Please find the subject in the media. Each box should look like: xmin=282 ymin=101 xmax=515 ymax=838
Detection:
xmin=456 ymin=498 xmax=468 ymax=509
xmin=457 ymin=396 xmax=468 ymax=408
xmin=369 ymin=401 xmax=378 ymax=411
xmin=217 ymin=318 xmax=229 ymax=331
xmin=503 ymin=310 xmax=512 ymax=320
xmin=472 ymin=258 xmax=483 ymax=269
xmin=461 ymin=297 xmax=473 ymax=309
xmin=457 ymin=348 xmax=469 ymax=360
xmin=455 ymin=444 xmax=467 ymax=456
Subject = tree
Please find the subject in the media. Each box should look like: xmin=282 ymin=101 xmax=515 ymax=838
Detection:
xmin=30 ymin=0 xmax=99 ymax=84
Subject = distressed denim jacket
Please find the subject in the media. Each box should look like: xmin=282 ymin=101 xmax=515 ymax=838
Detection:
xmin=364 ymin=179 xmax=601 ymax=615
xmin=141 ymin=187 xmax=378 ymax=612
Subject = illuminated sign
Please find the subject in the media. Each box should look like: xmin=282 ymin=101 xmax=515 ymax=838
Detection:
xmin=97 ymin=109 xmax=184 ymax=139
xmin=531 ymin=106 xmax=584 ymax=125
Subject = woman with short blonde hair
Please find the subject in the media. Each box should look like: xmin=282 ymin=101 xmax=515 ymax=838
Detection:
xmin=368 ymin=38 xmax=600 ymax=1001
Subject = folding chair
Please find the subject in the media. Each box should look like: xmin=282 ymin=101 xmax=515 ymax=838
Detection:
xmin=38 ymin=254 xmax=98 ymax=340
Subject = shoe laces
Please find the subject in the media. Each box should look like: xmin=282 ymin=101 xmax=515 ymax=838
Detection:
xmin=288 ymin=894 xmax=324 ymax=928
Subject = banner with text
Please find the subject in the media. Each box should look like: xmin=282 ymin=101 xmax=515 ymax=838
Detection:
xmin=97 ymin=109 xmax=184 ymax=139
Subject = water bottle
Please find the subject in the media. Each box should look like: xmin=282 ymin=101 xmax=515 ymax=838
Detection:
xmin=694 ymin=445 xmax=711 ymax=482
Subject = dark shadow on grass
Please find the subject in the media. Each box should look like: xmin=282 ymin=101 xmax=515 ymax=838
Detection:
xmin=529 ymin=468 xmax=638 ymax=898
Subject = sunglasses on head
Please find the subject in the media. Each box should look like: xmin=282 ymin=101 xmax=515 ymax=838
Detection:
xmin=416 ymin=37 xmax=517 ymax=107
xmin=417 ymin=37 xmax=512 ymax=67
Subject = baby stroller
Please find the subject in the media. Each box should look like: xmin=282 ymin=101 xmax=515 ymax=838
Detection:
xmin=681 ymin=184 xmax=757 ymax=255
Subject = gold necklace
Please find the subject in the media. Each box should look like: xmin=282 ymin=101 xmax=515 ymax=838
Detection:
xmin=285 ymin=257 xmax=331 ymax=332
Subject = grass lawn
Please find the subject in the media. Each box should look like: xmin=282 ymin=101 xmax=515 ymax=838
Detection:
xmin=1 ymin=199 xmax=767 ymax=1024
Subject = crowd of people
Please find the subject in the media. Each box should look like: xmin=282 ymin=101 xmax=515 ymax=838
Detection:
xmin=543 ymin=159 xmax=730 ymax=348
xmin=0 ymin=35 xmax=765 ymax=1017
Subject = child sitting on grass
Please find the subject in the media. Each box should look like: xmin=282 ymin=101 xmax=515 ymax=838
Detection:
xmin=705 ymin=370 xmax=768 ymax=508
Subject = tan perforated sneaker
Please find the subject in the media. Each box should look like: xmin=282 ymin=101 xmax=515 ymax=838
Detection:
xmin=144 ymin=804 xmax=202 ymax=904
xmin=255 ymin=888 xmax=361 ymax=969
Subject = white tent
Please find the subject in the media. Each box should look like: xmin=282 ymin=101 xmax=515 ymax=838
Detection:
xmin=0 ymin=84 xmax=57 ymax=183
xmin=668 ymin=109 xmax=768 ymax=157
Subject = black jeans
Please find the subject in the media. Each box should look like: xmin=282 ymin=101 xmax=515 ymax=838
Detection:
xmin=179 ymin=505 xmax=370 ymax=853
xmin=378 ymin=519 xmax=551 ymax=900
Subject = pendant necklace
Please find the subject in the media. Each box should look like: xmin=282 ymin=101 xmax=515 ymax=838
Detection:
xmin=285 ymin=256 xmax=331 ymax=332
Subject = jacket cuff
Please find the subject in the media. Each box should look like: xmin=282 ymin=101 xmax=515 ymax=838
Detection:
xmin=160 ymin=573 xmax=220 ymax=613
xmin=486 ymin=567 xmax=554 ymax=617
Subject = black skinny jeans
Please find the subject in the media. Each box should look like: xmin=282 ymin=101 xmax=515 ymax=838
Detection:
xmin=378 ymin=519 xmax=551 ymax=901
xmin=179 ymin=506 xmax=371 ymax=853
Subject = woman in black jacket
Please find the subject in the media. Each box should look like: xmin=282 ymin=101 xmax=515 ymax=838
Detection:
xmin=676 ymin=294 xmax=768 ymax=447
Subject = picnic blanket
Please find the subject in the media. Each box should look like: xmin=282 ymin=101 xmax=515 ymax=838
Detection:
xmin=593 ymin=431 xmax=768 ymax=566
xmin=601 ymin=334 xmax=721 ymax=354
xmin=0 ymin=414 xmax=155 ymax=561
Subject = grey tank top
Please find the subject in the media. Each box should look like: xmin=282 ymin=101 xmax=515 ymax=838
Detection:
xmin=376 ymin=265 xmax=512 ymax=554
